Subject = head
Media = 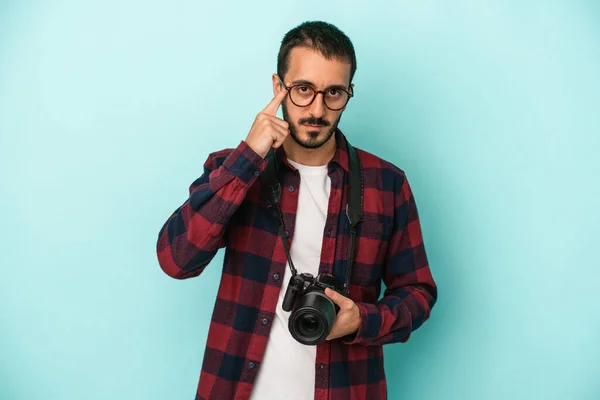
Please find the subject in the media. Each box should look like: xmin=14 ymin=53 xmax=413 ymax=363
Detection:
xmin=274 ymin=21 xmax=356 ymax=150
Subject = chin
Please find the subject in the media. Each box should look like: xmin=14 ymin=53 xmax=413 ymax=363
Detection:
xmin=291 ymin=127 xmax=334 ymax=150
xmin=303 ymin=129 xmax=323 ymax=139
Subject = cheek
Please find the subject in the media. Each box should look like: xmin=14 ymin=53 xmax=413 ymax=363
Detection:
xmin=326 ymin=112 xmax=339 ymax=125
xmin=284 ymin=103 xmax=303 ymax=122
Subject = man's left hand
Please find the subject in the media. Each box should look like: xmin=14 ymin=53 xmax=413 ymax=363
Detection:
xmin=324 ymin=288 xmax=361 ymax=340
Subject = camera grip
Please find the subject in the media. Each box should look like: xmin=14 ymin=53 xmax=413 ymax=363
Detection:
xmin=282 ymin=275 xmax=304 ymax=312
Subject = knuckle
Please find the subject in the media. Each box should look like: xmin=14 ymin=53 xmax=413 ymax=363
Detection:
xmin=263 ymin=119 xmax=274 ymax=129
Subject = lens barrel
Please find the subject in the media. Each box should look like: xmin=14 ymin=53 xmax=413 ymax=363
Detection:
xmin=288 ymin=291 xmax=337 ymax=345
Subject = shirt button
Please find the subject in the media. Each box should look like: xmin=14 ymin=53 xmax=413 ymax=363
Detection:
xmin=288 ymin=185 xmax=295 ymax=192
xmin=319 ymin=363 xmax=325 ymax=369
xmin=249 ymin=361 xmax=256 ymax=369
xmin=273 ymin=273 xmax=280 ymax=280
xmin=253 ymin=170 xmax=260 ymax=177
xmin=284 ymin=230 xmax=290 ymax=238
xmin=327 ymin=229 xmax=332 ymax=236
xmin=262 ymin=318 xmax=269 ymax=325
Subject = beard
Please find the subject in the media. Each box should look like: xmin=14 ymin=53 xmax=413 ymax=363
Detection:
xmin=281 ymin=101 xmax=342 ymax=149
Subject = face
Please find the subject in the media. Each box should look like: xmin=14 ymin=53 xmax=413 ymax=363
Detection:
xmin=274 ymin=46 xmax=354 ymax=149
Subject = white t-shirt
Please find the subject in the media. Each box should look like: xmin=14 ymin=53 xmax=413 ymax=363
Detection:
xmin=250 ymin=159 xmax=331 ymax=400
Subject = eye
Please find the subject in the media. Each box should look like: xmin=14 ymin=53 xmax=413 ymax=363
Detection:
xmin=297 ymin=86 xmax=311 ymax=93
xmin=327 ymin=89 xmax=340 ymax=97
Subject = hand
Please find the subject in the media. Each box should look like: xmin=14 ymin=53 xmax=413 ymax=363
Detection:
xmin=244 ymin=82 xmax=291 ymax=158
xmin=324 ymin=288 xmax=361 ymax=341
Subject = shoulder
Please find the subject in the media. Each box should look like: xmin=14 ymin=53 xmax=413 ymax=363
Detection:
xmin=354 ymin=146 xmax=408 ymax=190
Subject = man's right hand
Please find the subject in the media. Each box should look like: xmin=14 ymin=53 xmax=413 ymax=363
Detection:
xmin=244 ymin=83 xmax=290 ymax=159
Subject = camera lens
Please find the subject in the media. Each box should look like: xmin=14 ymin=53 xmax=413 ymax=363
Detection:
xmin=288 ymin=291 xmax=337 ymax=345
xmin=298 ymin=314 xmax=319 ymax=336
xmin=291 ymin=310 xmax=326 ymax=344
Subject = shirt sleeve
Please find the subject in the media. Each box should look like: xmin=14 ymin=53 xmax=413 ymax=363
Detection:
xmin=156 ymin=140 xmax=267 ymax=279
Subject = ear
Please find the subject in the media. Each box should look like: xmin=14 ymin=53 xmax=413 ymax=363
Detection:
xmin=341 ymin=83 xmax=355 ymax=112
xmin=272 ymin=73 xmax=283 ymax=97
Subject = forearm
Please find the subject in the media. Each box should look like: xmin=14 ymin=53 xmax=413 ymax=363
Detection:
xmin=156 ymin=140 xmax=266 ymax=279
xmin=343 ymin=283 xmax=436 ymax=346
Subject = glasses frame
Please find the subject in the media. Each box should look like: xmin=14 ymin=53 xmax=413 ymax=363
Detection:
xmin=277 ymin=76 xmax=354 ymax=111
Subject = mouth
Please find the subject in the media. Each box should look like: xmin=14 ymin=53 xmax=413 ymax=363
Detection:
xmin=304 ymin=124 xmax=325 ymax=129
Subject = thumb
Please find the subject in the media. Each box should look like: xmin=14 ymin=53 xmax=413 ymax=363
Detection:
xmin=325 ymin=288 xmax=347 ymax=307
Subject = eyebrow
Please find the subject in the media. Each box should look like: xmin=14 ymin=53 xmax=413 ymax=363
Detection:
xmin=291 ymin=79 xmax=348 ymax=91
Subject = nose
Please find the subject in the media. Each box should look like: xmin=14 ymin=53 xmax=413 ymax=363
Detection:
xmin=308 ymin=92 xmax=327 ymax=119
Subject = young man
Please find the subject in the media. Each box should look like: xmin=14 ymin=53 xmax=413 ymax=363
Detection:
xmin=156 ymin=21 xmax=437 ymax=400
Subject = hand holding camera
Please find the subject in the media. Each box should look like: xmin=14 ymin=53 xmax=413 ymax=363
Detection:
xmin=282 ymin=272 xmax=360 ymax=345
xmin=322 ymin=287 xmax=361 ymax=341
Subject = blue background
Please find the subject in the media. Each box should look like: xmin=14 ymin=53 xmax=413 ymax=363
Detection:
xmin=1 ymin=1 xmax=599 ymax=399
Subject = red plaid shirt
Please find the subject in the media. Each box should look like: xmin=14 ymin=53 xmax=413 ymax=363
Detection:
xmin=156 ymin=129 xmax=437 ymax=400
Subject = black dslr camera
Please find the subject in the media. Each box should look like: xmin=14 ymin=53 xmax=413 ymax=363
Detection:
xmin=282 ymin=272 xmax=344 ymax=345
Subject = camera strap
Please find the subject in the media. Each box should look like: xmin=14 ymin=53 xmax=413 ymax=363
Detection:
xmin=260 ymin=140 xmax=363 ymax=296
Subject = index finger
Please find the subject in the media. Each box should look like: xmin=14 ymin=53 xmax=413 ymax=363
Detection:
xmin=262 ymin=83 xmax=289 ymax=115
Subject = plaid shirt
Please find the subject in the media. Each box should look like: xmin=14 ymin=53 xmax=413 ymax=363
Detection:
xmin=156 ymin=129 xmax=437 ymax=400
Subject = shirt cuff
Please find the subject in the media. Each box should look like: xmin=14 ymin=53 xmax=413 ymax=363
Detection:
xmin=222 ymin=140 xmax=267 ymax=185
xmin=341 ymin=301 xmax=382 ymax=345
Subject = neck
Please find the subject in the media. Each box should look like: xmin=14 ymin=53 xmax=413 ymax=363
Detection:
xmin=282 ymin=135 xmax=337 ymax=166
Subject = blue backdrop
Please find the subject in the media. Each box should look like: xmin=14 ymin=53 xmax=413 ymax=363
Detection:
xmin=1 ymin=1 xmax=599 ymax=399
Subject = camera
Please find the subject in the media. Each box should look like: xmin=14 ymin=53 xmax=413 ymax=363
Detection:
xmin=282 ymin=272 xmax=343 ymax=345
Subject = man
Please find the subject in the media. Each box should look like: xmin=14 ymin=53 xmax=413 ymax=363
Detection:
xmin=156 ymin=21 xmax=437 ymax=400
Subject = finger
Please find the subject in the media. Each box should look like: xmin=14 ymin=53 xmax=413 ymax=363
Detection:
xmin=271 ymin=129 xmax=289 ymax=148
xmin=270 ymin=123 xmax=289 ymax=138
xmin=262 ymin=82 xmax=290 ymax=116
xmin=325 ymin=288 xmax=348 ymax=308
xmin=266 ymin=115 xmax=289 ymax=130
xmin=325 ymin=323 xmax=339 ymax=341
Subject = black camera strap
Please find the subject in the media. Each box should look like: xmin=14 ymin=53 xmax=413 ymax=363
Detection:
xmin=345 ymin=140 xmax=363 ymax=295
xmin=261 ymin=140 xmax=363 ymax=296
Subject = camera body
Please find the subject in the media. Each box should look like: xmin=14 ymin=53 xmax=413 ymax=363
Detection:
xmin=282 ymin=272 xmax=344 ymax=345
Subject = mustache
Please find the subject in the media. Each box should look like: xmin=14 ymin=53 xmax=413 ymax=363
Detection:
xmin=299 ymin=117 xmax=330 ymax=127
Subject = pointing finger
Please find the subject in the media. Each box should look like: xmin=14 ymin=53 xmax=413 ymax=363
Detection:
xmin=262 ymin=82 xmax=289 ymax=116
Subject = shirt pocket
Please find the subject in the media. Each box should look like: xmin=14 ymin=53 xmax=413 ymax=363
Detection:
xmin=349 ymin=214 xmax=388 ymax=294
xmin=357 ymin=213 xmax=385 ymax=240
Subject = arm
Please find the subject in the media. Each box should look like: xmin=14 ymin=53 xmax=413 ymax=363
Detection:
xmin=342 ymin=173 xmax=438 ymax=346
xmin=156 ymin=140 xmax=266 ymax=279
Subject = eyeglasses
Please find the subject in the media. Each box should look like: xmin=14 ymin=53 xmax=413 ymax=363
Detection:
xmin=277 ymin=76 xmax=353 ymax=111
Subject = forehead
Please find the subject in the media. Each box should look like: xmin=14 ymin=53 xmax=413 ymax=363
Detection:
xmin=286 ymin=46 xmax=352 ymax=87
